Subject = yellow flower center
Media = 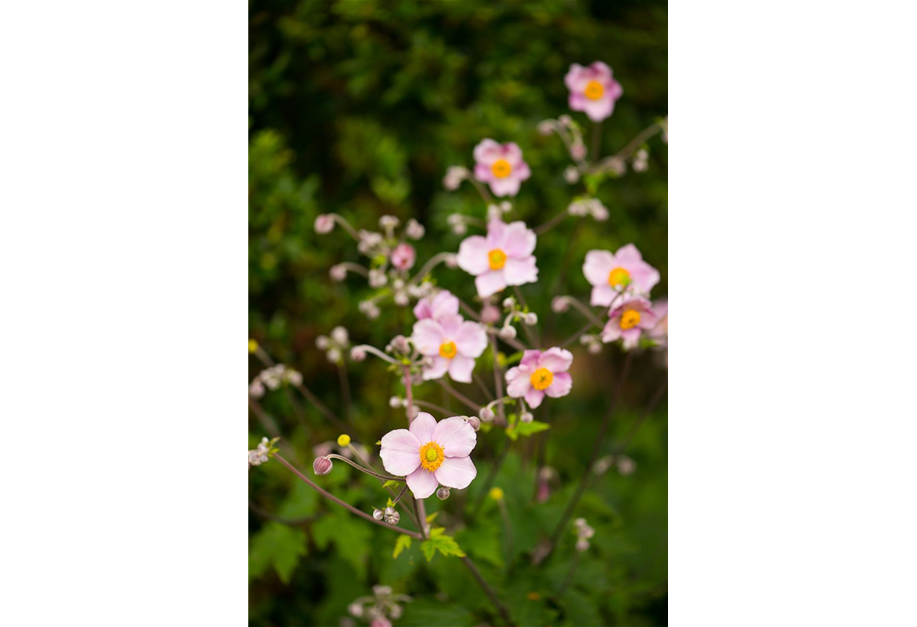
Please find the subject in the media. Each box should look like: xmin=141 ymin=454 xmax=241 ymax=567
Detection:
xmin=439 ymin=341 xmax=457 ymax=359
xmin=419 ymin=441 xmax=445 ymax=471
xmin=488 ymin=249 xmax=507 ymax=270
xmin=620 ymin=309 xmax=641 ymax=330
xmin=491 ymin=159 xmax=512 ymax=178
xmin=608 ymin=267 xmax=631 ymax=287
xmin=584 ymin=80 xmax=604 ymax=100
xmin=530 ymin=367 xmax=554 ymax=391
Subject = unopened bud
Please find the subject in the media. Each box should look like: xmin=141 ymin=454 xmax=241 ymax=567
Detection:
xmin=436 ymin=486 xmax=451 ymax=500
xmin=385 ymin=511 xmax=400 ymax=526
xmin=466 ymin=416 xmax=482 ymax=431
xmin=498 ymin=325 xmax=517 ymax=340
xmin=552 ymin=296 xmax=570 ymax=313
xmin=372 ymin=508 xmax=384 ymax=521
xmin=389 ymin=396 xmax=403 ymax=408
xmin=316 ymin=335 xmax=330 ymax=350
xmin=329 ymin=264 xmax=347 ymax=282
xmin=406 ymin=406 xmax=419 ymax=420
xmin=314 ymin=214 xmax=335 ymax=234
xmin=350 ymin=347 xmax=367 ymax=361
xmin=443 ymin=253 xmax=458 ymax=268
xmin=405 ymin=218 xmax=425 ymax=240
xmin=502 ymin=297 xmax=516 ymax=309
xmin=575 ymin=538 xmax=590 ymax=552
xmin=523 ymin=312 xmax=538 ymax=325
xmin=520 ymin=412 xmax=534 ymax=423
xmin=478 ymin=406 xmax=495 ymax=422
xmin=313 ymin=456 xmax=333 ymax=475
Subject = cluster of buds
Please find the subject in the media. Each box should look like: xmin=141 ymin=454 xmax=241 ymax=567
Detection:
xmin=537 ymin=114 xmax=587 ymax=165
xmin=442 ymin=165 xmax=469 ymax=191
xmin=497 ymin=295 xmax=537 ymax=340
xmin=486 ymin=200 xmax=513 ymax=222
xmin=384 ymin=334 xmax=412 ymax=358
xmin=316 ymin=326 xmax=350 ymax=364
xmin=249 ymin=364 xmax=302 ymax=398
xmin=578 ymin=332 xmax=604 ymax=355
xmin=248 ymin=437 xmax=279 ymax=467
xmin=573 ymin=517 xmax=595 ymax=552
xmin=346 ymin=585 xmax=412 ymax=627
xmin=593 ymin=454 xmax=637 ymax=476
xmin=567 ymin=197 xmax=609 ymax=222
xmin=446 ymin=213 xmax=470 ymax=236
xmin=632 ymin=148 xmax=649 ymax=173
xmin=372 ymin=506 xmax=401 ymax=526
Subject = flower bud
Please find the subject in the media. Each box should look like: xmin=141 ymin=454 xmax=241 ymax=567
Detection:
xmin=372 ymin=508 xmax=384 ymax=521
xmin=588 ymin=341 xmax=602 ymax=355
xmin=569 ymin=143 xmax=587 ymax=161
xmin=480 ymin=303 xmax=500 ymax=324
xmin=537 ymin=119 xmax=555 ymax=135
xmin=406 ymin=405 xmax=419 ymax=420
xmin=314 ymin=214 xmax=335 ymax=234
xmin=443 ymin=166 xmax=468 ymax=190
xmin=379 ymin=215 xmax=399 ymax=230
xmin=389 ymin=396 xmax=404 ymax=408
xmin=498 ymin=325 xmax=517 ymax=340
xmin=326 ymin=348 xmax=341 ymax=363
xmin=313 ymin=456 xmax=333 ymax=475
xmin=350 ymin=347 xmax=367 ymax=361
xmin=520 ymin=411 xmax=534 ymax=423
xmin=329 ymin=264 xmax=347 ymax=282
xmin=523 ymin=312 xmax=538 ymax=325
xmin=348 ymin=602 xmax=364 ymax=618
xmin=393 ymin=290 xmax=409 ymax=306
xmin=551 ymin=296 xmax=570 ymax=313
xmin=436 ymin=486 xmax=451 ymax=500
xmin=478 ymin=406 xmax=495 ymax=422
xmin=575 ymin=538 xmax=590 ymax=552
xmin=500 ymin=201 xmax=512 ymax=213
xmin=368 ymin=269 xmax=388 ymax=288
xmin=390 ymin=243 xmax=416 ymax=271
xmin=385 ymin=511 xmax=400 ymax=526
xmin=315 ymin=335 xmax=330 ymax=350
xmin=390 ymin=335 xmax=410 ymax=354
xmin=564 ymin=166 xmax=580 ymax=183
xmin=616 ymin=455 xmax=637 ymax=476
xmin=487 ymin=204 xmax=502 ymax=221
xmin=466 ymin=416 xmax=482 ymax=431
xmin=405 ymin=218 xmax=425 ymax=240
xmin=502 ymin=296 xmax=516 ymax=309
xmin=331 ymin=326 xmax=349 ymax=345
xmin=443 ymin=253 xmax=458 ymax=268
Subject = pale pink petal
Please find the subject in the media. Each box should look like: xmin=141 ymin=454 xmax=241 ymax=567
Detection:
xmin=439 ymin=313 xmax=464 ymax=337
xmin=475 ymin=270 xmax=507 ymax=297
xmin=502 ymin=142 xmax=524 ymax=164
xmin=454 ymin=321 xmax=488 ymax=357
xmin=569 ymin=92 xmax=589 ymax=113
xmin=621 ymin=327 xmax=642 ymax=349
xmin=591 ymin=284 xmax=616 ymax=307
xmin=607 ymin=79 xmax=623 ymax=100
xmin=411 ymin=319 xmax=446 ymax=355
xmin=434 ymin=456 xmax=477 ymax=490
xmin=564 ymin=63 xmax=587 ymax=90
xmin=583 ymin=97 xmax=614 ymax=122
xmin=413 ymin=299 xmax=433 ymax=320
xmin=488 ymin=177 xmax=521 ymax=198
xmin=405 ymin=467 xmax=439 ymax=499
xmin=448 ymin=355 xmax=475 ymax=383
xmin=601 ymin=319 xmax=623 ymax=343
xmin=473 ymin=138 xmax=502 ymax=165
xmin=538 ymin=347 xmax=573 ymax=372
xmin=513 ymin=161 xmax=531 ymax=181
xmin=505 ymin=364 xmax=532 ymax=398
xmin=615 ymin=244 xmax=644 ymax=264
xmin=636 ymin=308 xmax=660 ymax=330
xmin=520 ymin=350 xmax=541 ymax=369
xmin=629 ymin=261 xmax=660 ymax=294
xmin=432 ymin=416 xmax=477 ymax=458
xmin=503 ymin=256 xmax=538 ymax=286
xmin=486 ymin=220 xmax=507 ymax=248
xmin=431 ymin=291 xmax=460 ymax=319
xmin=583 ymin=250 xmax=616 ymax=286
xmin=457 ymin=235 xmax=492 ymax=276
xmin=409 ymin=411 xmax=437 ymax=444
xmin=502 ymin=222 xmax=536 ymax=258
xmin=545 ymin=371 xmax=573 ymax=398
xmin=525 ymin=387 xmax=545 ymax=409
xmin=422 ymin=356 xmax=449 ymax=381
xmin=380 ymin=429 xmax=421 ymax=476
xmin=590 ymin=61 xmax=612 ymax=79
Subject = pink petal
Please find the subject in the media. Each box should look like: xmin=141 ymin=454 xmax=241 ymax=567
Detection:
xmin=422 ymin=356 xmax=449 ymax=381
xmin=502 ymin=142 xmax=524 ymax=163
xmin=409 ymin=411 xmax=437 ymax=444
xmin=513 ymin=160 xmax=531 ymax=181
xmin=473 ymin=138 xmax=502 ymax=165
xmin=502 ymin=222 xmax=536 ymax=258
xmin=637 ymin=308 xmax=660 ymax=330
xmin=583 ymin=97 xmax=614 ymax=122
xmin=411 ymin=319 xmax=446 ymax=355
xmin=413 ymin=299 xmax=433 ymax=320
xmin=583 ymin=250 xmax=615 ymax=286
xmin=439 ymin=313 xmax=463 ymax=337
xmin=448 ymin=355 xmax=475 ymax=383
xmin=454 ymin=321 xmax=487 ymax=358
xmin=545 ymin=371 xmax=573 ymax=398
xmin=503 ymin=256 xmax=538 ymax=286
xmin=432 ymin=416 xmax=477 ymax=458
xmin=486 ymin=220 xmax=507 ymax=247
xmin=621 ymin=327 xmax=641 ymax=349
xmin=405 ymin=467 xmax=439 ymax=499
xmin=629 ymin=261 xmax=660 ymax=294
xmin=434 ymin=456 xmax=477 ymax=490
xmin=538 ymin=347 xmax=573 ymax=372
xmin=564 ymin=63 xmax=586 ymax=90
xmin=488 ymin=177 xmax=521 ymax=198
xmin=601 ymin=319 xmax=623 ymax=343
xmin=591 ymin=284 xmax=616 ymax=307
xmin=520 ymin=350 xmax=542 ymax=369
xmin=475 ymin=270 xmax=507 ymax=297
xmin=431 ymin=291 xmax=460 ymax=319
xmin=525 ymin=387 xmax=545 ymax=409
xmin=505 ymin=365 xmax=532 ymax=398
xmin=615 ymin=244 xmax=644 ymax=264
xmin=457 ymin=235 xmax=492 ymax=276
xmin=380 ymin=429 xmax=421 ymax=476
xmin=590 ymin=61 xmax=612 ymax=79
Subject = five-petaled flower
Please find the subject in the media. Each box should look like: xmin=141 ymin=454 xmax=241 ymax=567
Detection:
xmin=411 ymin=313 xmax=487 ymax=383
xmin=413 ymin=289 xmax=460 ymax=322
xmin=601 ymin=296 xmax=659 ymax=349
xmin=583 ymin=244 xmax=660 ymax=306
xmin=505 ymin=347 xmax=574 ymax=409
xmin=380 ymin=412 xmax=477 ymax=499
xmin=564 ymin=62 xmax=624 ymax=122
xmin=473 ymin=139 xmax=531 ymax=198
xmin=457 ymin=220 xmax=538 ymax=297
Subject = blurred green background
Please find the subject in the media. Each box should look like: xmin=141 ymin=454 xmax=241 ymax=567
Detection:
xmin=249 ymin=1 xmax=667 ymax=625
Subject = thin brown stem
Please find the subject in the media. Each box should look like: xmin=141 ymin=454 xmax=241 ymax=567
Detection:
xmin=557 ymin=550 xmax=581 ymax=596
xmin=472 ymin=372 xmax=495 ymax=402
xmin=460 ymin=556 xmax=516 ymax=626
xmin=534 ymin=210 xmax=569 ymax=235
xmin=436 ymin=379 xmax=481 ymax=412
xmin=273 ymin=453 xmax=422 ymax=539
xmin=560 ymin=320 xmax=597 ymax=349
xmin=294 ymin=382 xmax=348 ymax=432
xmin=248 ymin=500 xmax=314 ymax=526
xmin=413 ymin=399 xmax=454 ymax=417
xmin=490 ymin=335 xmax=506 ymax=425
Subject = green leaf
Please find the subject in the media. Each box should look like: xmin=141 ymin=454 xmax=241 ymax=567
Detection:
xmin=507 ymin=420 xmax=551 ymax=441
xmin=393 ymin=534 xmax=412 ymax=559
xmin=312 ymin=513 xmax=372 ymax=578
xmin=248 ymin=522 xmax=307 ymax=584
xmin=420 ymin=528 xmax=466 ymax=562
xmin=382 ymin=480 xmax=402 ymax=489
xmin=425 ymin=511 xmax=439 ymax=523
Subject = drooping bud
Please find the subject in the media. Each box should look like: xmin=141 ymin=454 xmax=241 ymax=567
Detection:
xmin=313 ymin=456 xmax=333 ymax=475
xmin=520 ymin=411 xmax=534 ymax=423
xmin=436 ymin=486 xmax=451 ymax=500
xmin=372 ymin=508 xmax=384 ymax=521
xmin=314 ymin=214 xmax=335 ymax=234
xmin=552 ymin=296 xmax=570 ymax=313
xmin=350 ymin=346 xmax=367 ymax=361
xmin=329 ymin=264 xmax=347 ymax=282
xmin=405 ymin=218 xmax=425 ymax=240
xmin=466 ymin=416 xmax=482 ymax=431
xmin=498 ymin=325 xmax=517 ymax=340
xmin=389 ymin=396 xmax=404 ymax=408
xmin=478 ymin=406 xmax=495 ymax=422
xmin=523 ymin=312 xmax=538 ymax=326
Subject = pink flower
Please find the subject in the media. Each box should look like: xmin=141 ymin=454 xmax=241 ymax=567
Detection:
xmin=413 ymin=290 xmax=459 ymax=321
xmin=380 ymin=412 xmax=477 ymax=499
xmin=411 ymin=314 xmax=487 ymax=382
xmin=505 ymin=347 xmax=574 ymax=409
xmin=390 ymin=243 xmax=416 ymax=271
xmin=473 ymin=139 xmax=531 ymax=197
xmin=601 ymin=296 xmax=659 ymax=349
xmin=564 ymin=62 xmax=624 ymax=122
xmin=583 ymin=244 xmax=660 ymax=306
xmin=647 ymin=298 xmax=668 ymax=345
xmin=456 ymin=220 xmax=538 ymax=297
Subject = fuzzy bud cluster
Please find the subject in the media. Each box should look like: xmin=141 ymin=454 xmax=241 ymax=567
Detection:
xmin=249 ymin=364 xmax=302 ymax=398
xmin=315 ymin=326 xmax=350 ymax=364
xmin=573 ymin=517 xmax=595 ymax=552
xmin=248 ymin=437 xmax=271 ymax=467
xmin=567 ymin=197 xmax=609 ymax=221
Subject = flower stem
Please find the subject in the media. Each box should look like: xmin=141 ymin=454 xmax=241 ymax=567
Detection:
xmin=460 ymin=556 xmax=516 ymax=626
xmin=490 ymin=335 xmax=506 ymax=425
xmin=325 ymin=454 xmax=401 ymax=482
xmin=273 ymin=453 xmax=422 ymax=539
xmin=534 ymin=209 xmax=569 ymax=235
xmin=436 ymin=379 xmax=481 ymax=413
xmin=557 ymin=550 xmax=581 ymax=596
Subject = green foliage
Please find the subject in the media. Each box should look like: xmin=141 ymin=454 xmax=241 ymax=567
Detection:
xmin=248 ymin=523 xmax=307 ymax=584
xmin=392 ymin=534 xmax=412 ymax=559
xmin=312 ymin=511 xmax=372 ymax=578
xmin=506 ymin=419 xmax=551 ymax=441
xmin=420 ymin=528 xmax=466 ymax=562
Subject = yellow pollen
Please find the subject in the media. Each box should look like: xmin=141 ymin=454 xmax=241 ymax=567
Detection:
xmin=584 ymin=80 xmax=604 ymax=100
xmin=488 ymin=249 xmax=507 ymax=270
xmin=439 ymin=341 xmax=457 ymax=359
xmin=620 ymin=309 xmax=641 ymax=330
xmin=419 ymin=441 xmax=444 ymax=471
xmin=491 ymin=159 xmax=512 ymax=178
xmin=530 ymin=367 xmax=554 ymax=391
xmin=608 ymin=267 xmax=631 ymax=287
